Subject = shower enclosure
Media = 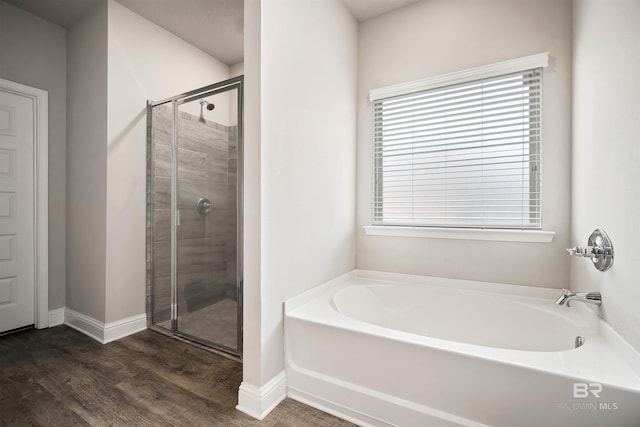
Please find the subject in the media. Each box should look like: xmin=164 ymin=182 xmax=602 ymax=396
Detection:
xmin=146 ymin=77 xmax=243 ymax=357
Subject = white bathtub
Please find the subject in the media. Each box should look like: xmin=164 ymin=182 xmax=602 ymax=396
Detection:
xmin=284 ymin=270 xmax=640 ymax=427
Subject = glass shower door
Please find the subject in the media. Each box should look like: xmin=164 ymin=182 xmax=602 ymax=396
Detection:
xmin=147 ymin=77 xmax=243 ymax=358
xmin=174 ymin=84 xmax=241 ymax=355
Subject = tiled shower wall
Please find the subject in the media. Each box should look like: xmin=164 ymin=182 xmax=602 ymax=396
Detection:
xmin=149 ymin=105 xmax=238 ymax=324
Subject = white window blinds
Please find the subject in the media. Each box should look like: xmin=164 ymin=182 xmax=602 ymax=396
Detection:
xmin=372 ymin=68 xmax=542 ymax=229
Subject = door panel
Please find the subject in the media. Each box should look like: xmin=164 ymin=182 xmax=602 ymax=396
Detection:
xmin=0 ymin=90 xmax=35 ymax=334
xmin=175 ymin=87 xmax=240 ymax=354
xmin=149 ymin=103 xmax=174 ymax=330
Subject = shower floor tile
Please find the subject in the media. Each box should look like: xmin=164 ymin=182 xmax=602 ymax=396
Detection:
xmin=157 ymin=297 xmax=238 ymax=350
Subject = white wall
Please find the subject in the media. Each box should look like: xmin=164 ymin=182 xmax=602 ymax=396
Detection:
xmin=356 ymin=0 xmax=573 ymax=288
xmin=0 ymin=1 xmax=67 ymax=311
xmin=66 ymin=1 xmax=108 ymax=321
xmin=105 ymin=0 xmax=231 ymax=322
xmin=571 ymin=0 xmax=640 ymax=351
xmin=230 ymin=61 xmax=244 ymax=77
xmin=242 ymin=0 xmax=358 ymax=389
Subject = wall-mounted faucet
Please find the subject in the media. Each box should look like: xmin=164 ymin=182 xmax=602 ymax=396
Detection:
xmin=555 ymin=289 xmax=602 ymax=307
xmin=567 ymin=229 xmax=614 ymax=272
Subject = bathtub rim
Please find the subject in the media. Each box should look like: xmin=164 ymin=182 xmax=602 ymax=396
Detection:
xmin=286 ymin=269 xmax=563 ymax=313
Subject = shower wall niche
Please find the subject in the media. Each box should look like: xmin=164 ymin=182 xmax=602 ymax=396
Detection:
xmin=147 ymin=78 xmax=243 ymax=356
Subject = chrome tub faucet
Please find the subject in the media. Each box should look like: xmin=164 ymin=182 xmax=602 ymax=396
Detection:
xmin=555 ymin=289 xmax=602 ymax=307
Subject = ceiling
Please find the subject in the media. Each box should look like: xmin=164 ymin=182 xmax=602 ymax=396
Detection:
xmin=2 ymin=0 xmax=102 ymax=28
xmin=3 ymin=0 xmax=421 ymax=65
xmin=342 ymin=0 xmax=421 ymax=21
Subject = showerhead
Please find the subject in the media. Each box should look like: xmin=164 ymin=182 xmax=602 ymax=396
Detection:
xmin=198 ymin=99 xmax=215 ymax=122
xmin=200 ymin=99 xmax=215 ymax=110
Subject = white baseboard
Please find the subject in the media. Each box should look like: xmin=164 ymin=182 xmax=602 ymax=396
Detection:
xmin=64 ymin=308 xmax=104 ymax=342
xmin=103 ymin=313 xmax=147 ymax=344
xmin=48 ymin=307 xmax=65 ymax=327
xmin=236 ymin=371 xmax=287 ymax=420
xmin=64 ymin=308 xmax=147 ymax=344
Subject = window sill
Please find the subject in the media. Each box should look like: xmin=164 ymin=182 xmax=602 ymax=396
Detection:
xmin=363 ymin=226 xmax=555 ymax=243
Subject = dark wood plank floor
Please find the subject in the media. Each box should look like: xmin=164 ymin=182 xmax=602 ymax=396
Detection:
xmin=0 ymin=326 xmax=355 ymax=426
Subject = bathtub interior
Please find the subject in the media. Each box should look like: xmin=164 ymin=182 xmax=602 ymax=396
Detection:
xmin=331 ymin=284 xmax=588 ymax=351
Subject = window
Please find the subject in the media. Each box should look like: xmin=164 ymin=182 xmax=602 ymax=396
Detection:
xmin=371 ymin=56 xmax=546 ymax=230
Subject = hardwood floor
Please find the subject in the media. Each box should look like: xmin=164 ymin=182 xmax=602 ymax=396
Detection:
xmin=0 ymin=326 xmax=354 ymax=426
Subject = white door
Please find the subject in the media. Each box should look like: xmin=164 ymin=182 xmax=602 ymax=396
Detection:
xmin=0 ymin=88 xmax=35 ymax=334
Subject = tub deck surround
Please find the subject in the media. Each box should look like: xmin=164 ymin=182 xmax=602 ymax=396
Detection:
xmin=284 ymin=270 xmax=640 ymax=427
